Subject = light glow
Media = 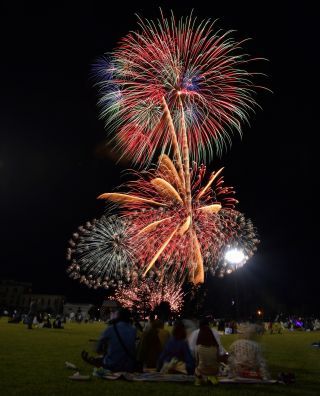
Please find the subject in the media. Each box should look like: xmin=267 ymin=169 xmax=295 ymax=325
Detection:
xmin=224 ymin=248 xmax=247 ymax=265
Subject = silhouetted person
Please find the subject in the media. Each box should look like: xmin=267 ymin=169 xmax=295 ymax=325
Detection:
xmin=26 ymin=299 xmax=37 ymax=329
xmin=157 ymin=321 xmax=194 ymax=375
xmin=8 ymin=310 xmax=21 ymax=324
xmin=82 ymin=308 xmax=138 ymax=372
xmin=194 ymin=318 xmax=220 ymax=383
xmin=137 ymin=319 xmax=163 ymax=368
xmin=43 ymin=317 xmax=52 ymax=328
xmin=53 ymin=316 xmax=64 ymax=329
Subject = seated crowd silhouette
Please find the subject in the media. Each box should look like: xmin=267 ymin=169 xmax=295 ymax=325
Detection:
xmin=81 ymin=308 xmax=270 ymax=383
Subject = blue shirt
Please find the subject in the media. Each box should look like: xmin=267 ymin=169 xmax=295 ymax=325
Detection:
xmin=157 ymin=337 xmax=195 ymax=374
xmin=97 ymin=321 xmax=137 ymax=372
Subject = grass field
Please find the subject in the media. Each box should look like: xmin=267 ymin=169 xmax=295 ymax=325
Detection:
xmin=0 ymin=318 xmax=319 ymax=396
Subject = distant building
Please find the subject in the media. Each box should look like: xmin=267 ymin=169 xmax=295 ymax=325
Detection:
xmin=21 ymin=293 xmax=65 ymax=314
xmin=0 ymin=279 xmax=32 ymax=309
xmin=0 ymin=279 xmax=64 ymax=314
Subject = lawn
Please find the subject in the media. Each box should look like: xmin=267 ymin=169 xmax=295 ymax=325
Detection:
xmin=0 ymin=318 xmax=319 ymax=396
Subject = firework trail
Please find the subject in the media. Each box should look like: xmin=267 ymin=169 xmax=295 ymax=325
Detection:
xmin=68 ymin=12 xmax=263 ymax=289
xmin=98 ymin=155 xmax=259 ymax=284
xmin=94 ymin=12 xmax=264 ymax=166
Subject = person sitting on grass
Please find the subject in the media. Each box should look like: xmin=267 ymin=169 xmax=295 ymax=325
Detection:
xmin=53 ymin=316 xmax=64 ymax=329
xmin=42 ymin=316 xmax=52 ymax=328
xmin=228 ymin=323 xmax=269 ymax=380
xmin=188 ymin=318 xmax=228 ymax=363
xmin=137 ymin=319 xmax=163 ymax=369
xmin=157 ymin=319 xmax=170 ymax=349
xmin=82 ymin=308 xmax=138 ymax=372
xmin=194 ymin=318 xmax=220 ymax=385
xmin=157 ymin=320 xmax=195 ymax=375
xmin=8 ymin=310 xmax=21 ymax=324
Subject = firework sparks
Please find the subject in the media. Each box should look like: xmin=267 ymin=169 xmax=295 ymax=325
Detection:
xmin=210 ymin=210 xmax=260 ymax=276
xmin=68 ymin=11 xmax=262 ymax=290
xmin=110 ymin=276 xmax=184 ymax=314
xmin=98 ymin=155 xmax=259 ymax=284
xmin=66 ymin=215 xmax=137 ymax=289
xmin=94 ymin=12 xmax=264 ymax=166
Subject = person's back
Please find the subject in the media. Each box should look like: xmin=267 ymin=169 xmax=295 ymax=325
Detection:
xmin=157 ymin=321 xmax=194 ymax=374
xmin=228 ymin=324 xmax=269 ymax=379
xmin=195 ymin=320 xmax=219 ymax=377
xmin=137 ymin=320 xmax=163 ymax=368
xmin=26 ymin=300 xmax=38 ymax=329
xmin=43 ymin=318 xmax=52 ymax=328
xmin=218 ymin=320 xmax=225 ymax=332
xmin=183 ymin=318 xmax=198 ymax=338
xmin=195 ymin=345 xmax=219 ymax=374
xmin=53 ymin=317 xmax=63 ymax=329
xmin=97 ymin=308 xmax=137 ymax=372
xmin=158 ymin=326 xmax=170 ymax=348
xmin=188 ymin=324 xmax=227 ymax=359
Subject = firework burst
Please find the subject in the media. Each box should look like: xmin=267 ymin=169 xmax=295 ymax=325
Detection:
xmin=94 ymin=12 xmax=264 ymax=166
xmin=110 ymin=276 xmax=184 ymax=315
xmin=98 ymin=155 xmax=259 ymax=284
xmin=210 ymin=210 xmax=260 ymax=277
xmin=66 ymin=215 xmax=137 ymax=289
xmin=67 ymin=11 xmax=262 ymax=290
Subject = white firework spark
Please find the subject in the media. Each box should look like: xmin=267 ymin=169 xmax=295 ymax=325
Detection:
xmin=66 ymin=215 xmax=136 ymax=288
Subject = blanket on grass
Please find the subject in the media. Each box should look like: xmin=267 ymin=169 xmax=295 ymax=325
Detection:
xmin=94 ymin=369 xmax=278 ymax=384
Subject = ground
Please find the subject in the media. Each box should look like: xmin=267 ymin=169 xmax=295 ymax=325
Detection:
xmin=0 ymin=318 xmax=319 ymax=396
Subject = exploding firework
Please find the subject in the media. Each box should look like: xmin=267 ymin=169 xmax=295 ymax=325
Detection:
xmin=210 ymin=210 xmax=260 ymax=277
xmin=66 ymin=215 xmax=137 ymax=288
xmin=67 ymin=11 xmax=262 ymax=289
xmin=98 ymin=154 xmax=259 ymax=284
xmin=94 ymin=12 xmax=264 ymax=166
xmin=110 ymin=276 xmax=184 ymax=315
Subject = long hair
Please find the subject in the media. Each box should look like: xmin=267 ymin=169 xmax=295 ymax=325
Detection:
xmin=196 ymin=325 xmax=219 ymax=347
xmin=172 ymin=321 xmax=186 ymax=340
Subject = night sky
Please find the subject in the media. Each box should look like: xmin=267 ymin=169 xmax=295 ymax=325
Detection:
xmin=0 ymin=1 xmax=318 ymax=314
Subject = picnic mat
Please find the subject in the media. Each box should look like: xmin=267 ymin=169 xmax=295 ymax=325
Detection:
xmin=95 ymin=370 xmax=279 ymax=384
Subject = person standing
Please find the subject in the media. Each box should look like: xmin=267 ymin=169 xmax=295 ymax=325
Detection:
xmin=26 ymin=299 xmax=38 ymax=330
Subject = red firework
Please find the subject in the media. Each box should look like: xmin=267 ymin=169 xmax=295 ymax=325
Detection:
xmin=110 ymin=277 xmax=184 ymax=314
xmin=67 ymin=12 xmax=262 ymax=289
xmin=94 ymin=12 xmax=264 ymax=165
xmin=98 ymin=155 xmax=259 ymax=284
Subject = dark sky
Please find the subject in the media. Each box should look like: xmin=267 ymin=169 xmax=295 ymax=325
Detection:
xmin=0 ymin=1 xmax=318 ymax=313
